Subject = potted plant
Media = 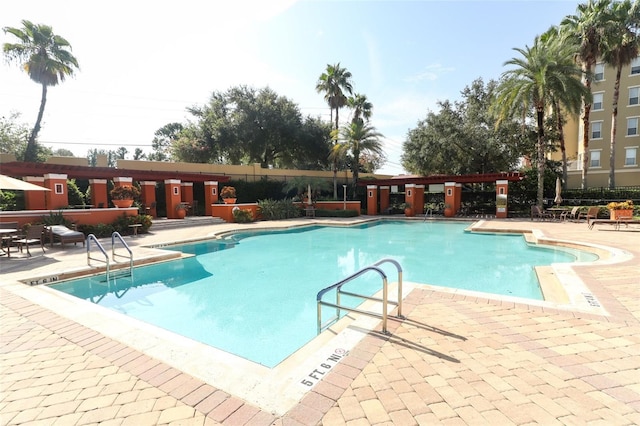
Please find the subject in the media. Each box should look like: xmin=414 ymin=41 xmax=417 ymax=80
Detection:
xmin=606 ymin=200 xmax=634 ymax=220
xmin=220 ymin=186 xmax=237 ymax=204
xmin=399 ymin=202 xmax=413 ymax=217
xmin=175 ymin=202 xmax=188 ymax=219
xmin=110 ymin=185 xmax=140 ymax=208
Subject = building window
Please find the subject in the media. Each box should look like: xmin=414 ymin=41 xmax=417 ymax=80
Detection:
xmin=630 ymin=87 xmax=640 ymax=105
xmin=627 ymin=117 xmax=639 ymax=136
xmin=593 ymin=92 xmax=604 ymax=110
xmin=626 ymin=147 xmax=638 ymax=165
xmin=590 ymin=150 xmax=601 ymax=167
xmin=631 ymin=57 xmax=640 ymax=75
xmin=594 ymin=63 xmax=605 ymax=81
xmin=591 ymin=121 xmax=602 ymax=139
xmin=54 ymin=183 xmax=63 ymax=194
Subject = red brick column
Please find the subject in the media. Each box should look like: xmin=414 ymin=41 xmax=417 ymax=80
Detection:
xmin=44 ymin=174 xmax=68 ymax=209
xmin=89 ymin=179 xmax=108 ymax=209
xmin=165 ymin=179 xmax=182 ymax=219
xmin=496 ymin=180 xmax=509 ymax=218
xmin=405 ymin=184 xmax=416 ymax=216
xmin=367 ymin=185 xmax=378 ymax=215
xmin=379 ymin=186 xmax=390 ymax=214
xmin=24 ymin=176 xmax=46 ymax=210
xmin=414 ymin=185 xmax=425 ymax=215
xmin=140 ymin=181 xmax=157 ymax=217
xmin=204 ymin=181 xmax=219 ymax=216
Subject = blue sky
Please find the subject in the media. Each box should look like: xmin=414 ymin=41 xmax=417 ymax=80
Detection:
xmin=1 ymin=0 xmax=580 ymax=175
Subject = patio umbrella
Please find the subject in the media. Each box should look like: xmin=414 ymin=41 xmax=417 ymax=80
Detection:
xmin=554 ymin=177 xmax=563 ymax=204
xmin=0 ymin=174 xmax=50 ymax=191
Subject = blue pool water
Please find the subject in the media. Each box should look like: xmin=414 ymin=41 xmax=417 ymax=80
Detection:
xmin=50 ymin=221 xmax=597 ymax=367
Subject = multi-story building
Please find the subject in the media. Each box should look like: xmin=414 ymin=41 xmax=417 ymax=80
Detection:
xmin=559 ymin=58 xmax=640 ymax=188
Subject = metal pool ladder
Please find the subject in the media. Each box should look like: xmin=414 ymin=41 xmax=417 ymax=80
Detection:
xmin=87 ymin=232 xmax=133 ymax=281
xmin=316 ymin=258 xmax=403 ymax=335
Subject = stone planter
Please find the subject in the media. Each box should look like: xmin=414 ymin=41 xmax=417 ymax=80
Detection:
xmin=609 ymin=209 xmax=633 ymax=220
xmin=112 ymin=199 xmax=134 ymax=208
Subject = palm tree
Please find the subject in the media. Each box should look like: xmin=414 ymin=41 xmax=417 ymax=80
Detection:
xmin=493 ymin=36 xmax=588 ymax=208
xmin=315 ymin=63 xmax=354 ymax=130
xmin=338 ymin=121 xmax=384 ymax=193
xmin=3 ymin=20 xmax=79 ymax=163
xmin=540 ymin=26 xmax=587 ymax=190
xmin=348 ymin=93 xmax=373 ymax=125
xmin=316 ymin=63 xmax=354 ymax=198
xmin=600 ymin=0 xmax=640 ymax=188
xmin=561 ymin=0 xmax=611 ymax=189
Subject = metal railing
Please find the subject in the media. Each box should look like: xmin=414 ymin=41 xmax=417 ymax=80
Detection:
xmin=316 ymin=258 xmax=404 ymax=335
xmin=111 ymin=232 xmax=133 ymax=276
xmin=87 ymin=234 xmax=109 ymax=279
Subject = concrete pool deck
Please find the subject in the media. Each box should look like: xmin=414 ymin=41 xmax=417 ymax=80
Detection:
xmin=1 ymin=216 xmax=639 ymax=425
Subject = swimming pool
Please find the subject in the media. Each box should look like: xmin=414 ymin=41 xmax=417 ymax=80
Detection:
xmin=50 ymin=221 xmax=597 ymax=367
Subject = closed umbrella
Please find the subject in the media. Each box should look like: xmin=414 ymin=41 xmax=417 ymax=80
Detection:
xmin=554 ymin=177 xmax=562 ymax=204
xmin=0 ymin=174 xmax=50 ymax=191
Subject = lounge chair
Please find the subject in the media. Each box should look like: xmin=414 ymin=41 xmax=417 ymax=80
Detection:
xmin=47 ymin=225 xmax=85 ymax=247
xmin=15 ymin=224 xmax=45 ymax=256
xmin=531 ymin=205 xmax=553 ymax=221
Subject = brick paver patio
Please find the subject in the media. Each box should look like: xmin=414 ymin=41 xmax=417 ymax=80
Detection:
xmin=1 ymin=218 xmax=639 ymax=425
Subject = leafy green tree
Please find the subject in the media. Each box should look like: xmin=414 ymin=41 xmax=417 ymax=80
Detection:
xmin=2 ymin=20 xmax=79 ymax=162
xmin=115 ymin=147 xmax=128 ymax=160
xmin=599 ymin=0 xmax=640 ymax=188
xmin=493 ymin=36 xmax=588 ymax=208
xmin=52 ymin=148 xmax=74 ymax=156
xmin=133 ymin=148 xmax=145 ymax=160
xmin=561 ymin=0 xmax=610 ymax=188
xmin=149 ymin=122 xmax=183 ymax=161
xmin=87 ymin=148 xmax=117 ymax=167
xmin=0 ymin=112 xmax=29 ymax=157
xmin=403 ymin=79 xmax=526 ymax=176
xmin=315 ymin=63 xmax=354 ymax=130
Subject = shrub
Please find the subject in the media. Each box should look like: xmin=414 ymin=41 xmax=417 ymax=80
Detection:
xmin=232 ymin=208 xmax=253 ymax=223
xmin=257 ymin=198 xmax=301 ymax=220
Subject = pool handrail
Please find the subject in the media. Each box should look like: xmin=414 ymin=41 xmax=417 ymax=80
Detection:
xmin=316 ymin=258 xmax=404 ymax=335
xmin=87 ymin=234 xmax=109 ymax=280
xmin=111 ymin=231 xmax=133 ymax=274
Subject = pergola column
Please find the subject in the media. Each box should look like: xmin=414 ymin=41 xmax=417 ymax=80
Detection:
xmin=89 ymin=179 xmax=108 ymax=208
xmin=379 ymin=186 xmax=390 ymax=214
xmin=414 ymin=185 xmax=425 ymax=215
xmin=367 ymin=185 xmax=378 ymax=215
xmin=405 ymin=184 xmax=416 ymax=216
xmin=496 ymin=180 xmax=509 ymax=218
xmin=181 ymin=182 xmax=194 ymax=214
xmin=444 ymin=182 xmax=456 ymax=217
xmin=140 ymin=181 xmax=157 ymax=217
xmin=44 ymin=174 xmax=68 ymax=209
xmin=24 ymin=176 xmax=46 ymax=210
xmin=165 ymin=179 xmax=182 ymax=219
xmin=204 ymin=181 xmax=219 ymax=216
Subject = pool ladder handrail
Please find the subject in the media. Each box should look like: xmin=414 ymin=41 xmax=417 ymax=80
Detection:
xmin=87 ymin=232 xmax=134 ymax=281
xmin=87 ymin=234 xmax=110 ymax=279
xmin=423 ymin=208 xmax=433 ymax=221
xmin=316 ymin=258 xmax=404 ymax=335
xmin=111 ymin=231 xmax=133 ymax=274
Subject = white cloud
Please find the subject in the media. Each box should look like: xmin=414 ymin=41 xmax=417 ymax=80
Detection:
xmin=404 ymin=64 xmax=455 ymax=83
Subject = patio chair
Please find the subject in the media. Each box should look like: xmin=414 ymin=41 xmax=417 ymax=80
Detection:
xmin=531 ymin=205 xmax=553 ymax=221
xmin=47 ymin=225 xmax=85 ymax=247
xmin=560 ymin=206 xmax=581 ymax=221
xmin=15 ymin=224 xmax=45 ymax=256
xmin=577 ymin=206 xmax=599 ymax=222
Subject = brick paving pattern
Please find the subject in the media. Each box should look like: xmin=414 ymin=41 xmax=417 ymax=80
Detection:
xmin=1 ymin=219 xmax=639 ymax=425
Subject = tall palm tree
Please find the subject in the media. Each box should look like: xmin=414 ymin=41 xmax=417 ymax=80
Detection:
xmin=316 ymin=63 xmax=354 ymax=198
xmin=315 ymin=63 xmax=354 ymax=130
xmin=3 ymin=20 xmax=79 ymax=163
xmin=338 ymin=121 xmax=384 ymax=193
xmin=600 ymin=0 xmax=640 ymax=188
xmin=540 ymin=26 xmax=586 ymax=190
xmin=561 ymin=0 xmax=611 ymax=189
xmin=348 ymin=93 xmax=373 ymax=125
xmin=493 ymin=36 xmax=588 ymax=208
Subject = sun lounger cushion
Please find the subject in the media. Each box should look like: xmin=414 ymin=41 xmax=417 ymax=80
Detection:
xmin=48 ymin=225 xmax=85 ymax=246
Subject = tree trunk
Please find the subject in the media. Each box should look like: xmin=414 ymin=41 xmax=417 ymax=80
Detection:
xmin=536 ymin=108 xmax=545 ymax=208
xmin=25 ymin=84 xmax=48 ymax=162
xmin=332 ymin=158 xmax=338 ymax=199
xmin=555 ymin=101 xmax=568 ymax=191
xmin=609 ymin=66 xmax=622 ymax=189
xmin=580 ymin=63 xmax=593 ymax=189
